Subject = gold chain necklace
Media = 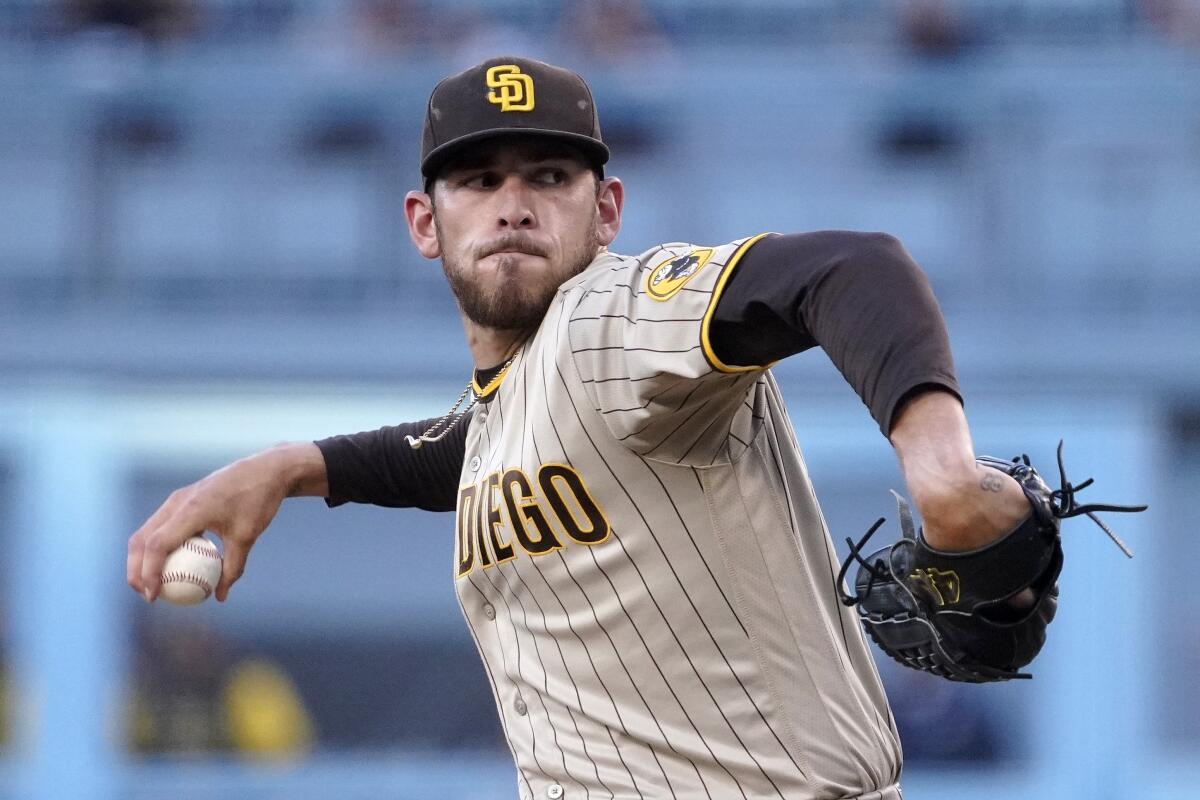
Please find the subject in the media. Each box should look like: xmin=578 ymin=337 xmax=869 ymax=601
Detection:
xmin=405 ymin=352 xmax=518 ymax=449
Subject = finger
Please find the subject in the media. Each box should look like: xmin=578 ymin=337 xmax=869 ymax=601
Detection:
xmin=140 ymin=513 xmax=203 ymax=602
xmin=215 ymin=539 xmax=248 ymax=603
xmin=1007 ymin=587 xmax=1037 ymax=610
xmin=127 ymin=494 xmax=184 ymax=594
xmin=126 ymin=535 xmax=146 ymax=596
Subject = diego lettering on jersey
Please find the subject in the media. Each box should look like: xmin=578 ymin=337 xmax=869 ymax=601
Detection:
xmin=456 ymin=463 xmax=611 ymax=577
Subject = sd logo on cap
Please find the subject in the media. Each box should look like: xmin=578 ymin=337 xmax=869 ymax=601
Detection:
xmin=486 ymin=65 xmax=535 ymax=112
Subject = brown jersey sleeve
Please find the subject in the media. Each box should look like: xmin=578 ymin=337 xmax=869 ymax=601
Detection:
xmin=708 ymin=231 xmax=962 ymax=435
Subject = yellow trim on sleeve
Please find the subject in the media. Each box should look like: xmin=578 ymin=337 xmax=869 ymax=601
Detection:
xmin=700 ymin=232 xmax=776 ymax=374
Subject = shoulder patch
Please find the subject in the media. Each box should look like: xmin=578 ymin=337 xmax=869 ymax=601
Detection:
xmin=645 ymin=248 xmax=714 ymax=301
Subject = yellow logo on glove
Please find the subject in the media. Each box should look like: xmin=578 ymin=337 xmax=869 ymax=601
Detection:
xmin=908 ymin=567 xmax=962 ymax=606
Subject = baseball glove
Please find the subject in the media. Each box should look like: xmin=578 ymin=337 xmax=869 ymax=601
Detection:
xmin=837 ymin=442 xmax=1146 ymax=683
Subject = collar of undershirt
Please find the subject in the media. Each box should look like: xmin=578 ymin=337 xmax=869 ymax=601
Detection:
xmin=471 ymin=358 xmax=513 ymax=404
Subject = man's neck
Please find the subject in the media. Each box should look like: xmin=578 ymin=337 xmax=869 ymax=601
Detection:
xmin=462 ymin=319 xmax=534 ymax=369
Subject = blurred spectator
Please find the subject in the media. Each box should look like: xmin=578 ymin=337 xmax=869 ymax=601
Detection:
xmin=351 ymin=0 xmax=432 ymax=55
xmin=60 ymin=0 xmax=201 ymax=43
xmin=289 ymin=0 xmax=493 ymax=67
xmin=129 ymin=619 xmax=314 ymax=759
xmin=556 ymin=0 xmax=669 ymax=63
xmin=876 ymin=0 xmax=975 ymax=161
xmin=223 ymin=659 xmax=317 ymax=756
xmin=899 ymin=0 xmax=972 ymax=60
xmin=1140 ymin=0 xmax=1200 ymax=49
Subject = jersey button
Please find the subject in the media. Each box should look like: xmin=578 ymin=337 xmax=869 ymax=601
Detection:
xmin=469 ymin=455 xmax=482 ymax=472
xmin=483 ymin=603 xmax=496 ymax=620
xmin=547 ymin=784 xmax=564 ymax=799
xmin=513 ymin=696 xmax=527 ymax=716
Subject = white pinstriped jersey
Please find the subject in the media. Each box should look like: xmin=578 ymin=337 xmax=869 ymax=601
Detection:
xmin=454 ymin=235 xmax=903 ymax=800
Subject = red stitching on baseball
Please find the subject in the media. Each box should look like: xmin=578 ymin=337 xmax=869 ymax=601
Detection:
xmin=183 ymin=539 xmax=219 ymax=557
xmin=161 ymin=571 xmax=213 ymax=597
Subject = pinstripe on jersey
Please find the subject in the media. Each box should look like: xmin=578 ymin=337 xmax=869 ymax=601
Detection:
xmin=454 ymin=236 xmax=903 ymax=800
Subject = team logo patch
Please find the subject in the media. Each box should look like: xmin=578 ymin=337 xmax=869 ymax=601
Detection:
xmin=645 ymin=248 xmax=714 ymax=301
xmin=486 ymin=65 xmax=535 ymax=112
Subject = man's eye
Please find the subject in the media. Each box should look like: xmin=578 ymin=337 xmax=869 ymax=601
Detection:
xmin=533 ymin=168 xmax=566 ymax=185
xmin=464 ymin=173 xmax=499 ymax=188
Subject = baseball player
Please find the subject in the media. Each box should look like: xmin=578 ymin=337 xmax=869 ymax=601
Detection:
xmin=128 ymin=57 xmax=1040 ymax=799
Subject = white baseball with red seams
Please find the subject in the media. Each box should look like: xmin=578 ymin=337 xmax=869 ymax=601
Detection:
xmin=159 ymin=536 xmax=222 ymax=605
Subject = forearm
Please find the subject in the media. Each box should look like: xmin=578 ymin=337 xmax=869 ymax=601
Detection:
xmin=889 ymin=391 xmax=1029 ymax=551
xmin=888 ymin=390 xmax=975 ymax=506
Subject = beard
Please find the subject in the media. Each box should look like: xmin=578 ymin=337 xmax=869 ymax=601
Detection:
xmin=439 ymin=222 xmax=601 ymax=331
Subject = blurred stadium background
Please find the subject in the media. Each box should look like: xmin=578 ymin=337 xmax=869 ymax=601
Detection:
xmin=0 ymin=0 xmax=1198 ymax=797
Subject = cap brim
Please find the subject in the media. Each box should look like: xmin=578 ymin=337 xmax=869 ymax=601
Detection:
xmin=421 ymin=127 xmax=610 ymax=181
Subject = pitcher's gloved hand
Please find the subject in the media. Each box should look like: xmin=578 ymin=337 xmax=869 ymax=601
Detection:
xmin=838 ymin=442 xmax=1146 ymax=683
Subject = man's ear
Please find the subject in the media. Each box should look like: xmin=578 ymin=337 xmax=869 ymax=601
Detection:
xmin=405 ymin=190 xmax=441 ymax=259
xmin=595 ymin=177 xmax=624 ymax=247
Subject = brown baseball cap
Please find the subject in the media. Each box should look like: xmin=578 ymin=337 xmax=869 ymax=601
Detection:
xmin=420 ymin=56 xmax=610 ymax=182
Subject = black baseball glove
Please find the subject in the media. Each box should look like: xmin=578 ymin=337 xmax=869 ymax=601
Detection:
xmin=837 ymin=442 xmax=1146 ymax=683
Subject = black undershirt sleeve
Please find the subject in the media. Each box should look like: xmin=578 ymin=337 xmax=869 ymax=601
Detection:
xmin=709 ymin=231 xmax=961 ymax=436
xmin=314 ymin=411 xmax=470 ymax=512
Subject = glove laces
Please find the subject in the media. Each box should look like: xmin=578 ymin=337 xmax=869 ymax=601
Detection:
xmin=1042 ymin=440 xmax=1146 ymax=558
xmin=837 ymin=516 xmax=892 ymax=607
xmin=837 ymin=440 xmax=1148 ymax=607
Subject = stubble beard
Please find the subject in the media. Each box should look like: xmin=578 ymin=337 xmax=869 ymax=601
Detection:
xmin=438 ymin=221 xmax=601 ymax=331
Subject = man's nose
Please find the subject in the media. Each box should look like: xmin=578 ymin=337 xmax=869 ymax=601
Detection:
xmin=495 ymin=176 xmax=536 ymax=229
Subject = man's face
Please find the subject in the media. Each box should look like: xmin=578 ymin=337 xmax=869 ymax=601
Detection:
xmin=406 ymin=138 xmax=622 ymax=331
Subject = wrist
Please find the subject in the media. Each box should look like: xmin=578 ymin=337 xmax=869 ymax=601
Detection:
xmin=917 ymin=463 xmax=1031 ymax=551
xmin=256 ymin=442 xmax=329 ymax=498
xmin=889 ymin=391 xmax=975 ymax=476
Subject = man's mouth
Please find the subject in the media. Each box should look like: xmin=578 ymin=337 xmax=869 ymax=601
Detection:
xmin=480 ymin=238 xmax=547 ymax=259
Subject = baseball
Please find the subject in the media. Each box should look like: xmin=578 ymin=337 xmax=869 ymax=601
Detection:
xmin=159 ymin=536 xmax=223 ymax=605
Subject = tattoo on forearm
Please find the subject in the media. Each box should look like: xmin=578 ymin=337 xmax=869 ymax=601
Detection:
xmin=980 ymin=472 xmax=1004 ymax=492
